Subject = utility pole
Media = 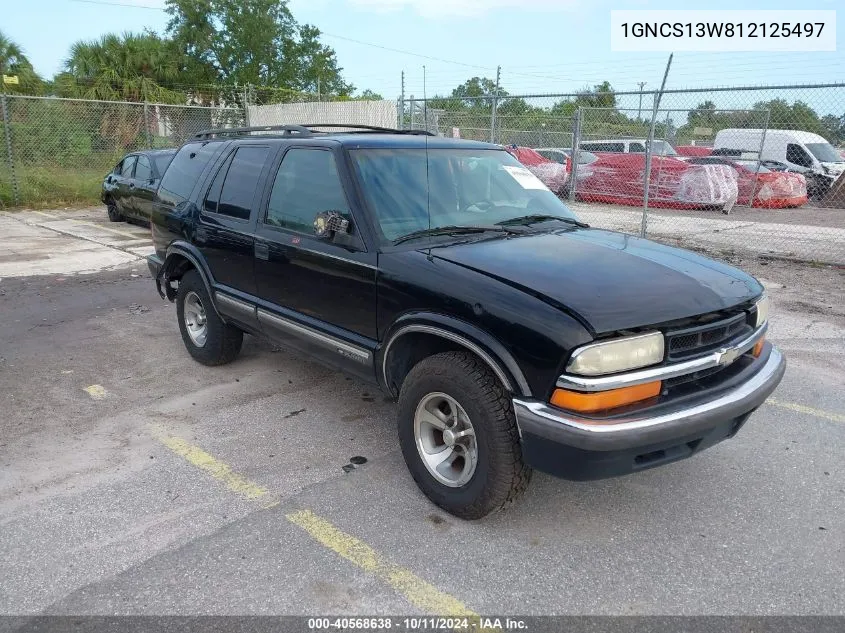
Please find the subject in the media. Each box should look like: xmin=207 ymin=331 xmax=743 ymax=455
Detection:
xmin=490 ymin=65 xmax=501 ymax=144
xmin=400 ymin=70 xmax=405 ymax=129
xmin=637 ymin=81 xmax=647 ymax=121
xmin=422 ymin=65 xmax=428 ymax=131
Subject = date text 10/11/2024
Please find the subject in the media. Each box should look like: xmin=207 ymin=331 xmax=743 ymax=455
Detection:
xmin=307 ymin=617 xmax=529 ymax=630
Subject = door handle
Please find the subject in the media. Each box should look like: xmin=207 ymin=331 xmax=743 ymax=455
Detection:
xmin=254 ymin=240 xmax=269 ymax=261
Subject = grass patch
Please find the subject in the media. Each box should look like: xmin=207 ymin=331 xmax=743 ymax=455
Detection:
xmin=0 ymin=163 xmax=110 ymax=209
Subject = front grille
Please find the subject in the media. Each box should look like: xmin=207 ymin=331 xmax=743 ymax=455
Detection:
xmin=665 ymin=312 xmax=751 ymax=361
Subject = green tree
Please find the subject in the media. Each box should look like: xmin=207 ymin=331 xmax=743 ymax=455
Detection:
xmin=353 ymin=89 xmax=385 ymax=101
xmin=821 ymin=114 xmax=845 ymax=145
xmin=56 ymin=32 xmax=184 ymax=103
xmin=165 ymin=0 xmax=352 ymax=98
xmin=0 ymin=31 xmax=46 ymax=95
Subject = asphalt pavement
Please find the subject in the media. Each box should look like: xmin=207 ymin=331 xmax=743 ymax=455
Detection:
xmin=1 ymin=208 xmax=844 ymax=617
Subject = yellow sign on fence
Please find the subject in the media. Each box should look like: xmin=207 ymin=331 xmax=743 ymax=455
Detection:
xmin=2 ymin=75 xmax=19 ymax=85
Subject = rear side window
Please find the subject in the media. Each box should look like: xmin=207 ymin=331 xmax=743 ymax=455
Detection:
xmin=265 ymin=148 xmax=349 ymax=233
xmin=629 ymin=142 xmax=646 ymax=153
xmin=158 ymin=142 xmax=220 ymax=206
xmin=134 ymin=155 xmax=152 ymax=181
xmin=204 ymin=146 xmax=269 ymax=221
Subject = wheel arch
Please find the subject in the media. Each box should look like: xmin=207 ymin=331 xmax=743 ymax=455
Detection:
xmin=161 ymin=243 xmax=218 ymax=316
xmin=379 ymin=314 xmax=532 ymax=399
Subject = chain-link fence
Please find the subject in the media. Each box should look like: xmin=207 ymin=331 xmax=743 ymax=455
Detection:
xmin=404 ymin=83 xmax=845 ymax=264
xmin=2 ymin=85 xmax=844 ymax=264
xmin=0 ymin=95 xmax=244 ymax=208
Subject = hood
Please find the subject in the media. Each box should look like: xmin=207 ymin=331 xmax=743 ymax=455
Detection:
xmin=429 ymin=229 xmax=763 ymax=334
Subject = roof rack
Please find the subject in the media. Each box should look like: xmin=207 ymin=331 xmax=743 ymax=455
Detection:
xmin=193 ymin=123 xmax=435 ymax=139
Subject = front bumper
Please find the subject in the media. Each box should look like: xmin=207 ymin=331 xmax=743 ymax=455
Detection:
xmin=513 ymin=343 xmax=786 ymax=480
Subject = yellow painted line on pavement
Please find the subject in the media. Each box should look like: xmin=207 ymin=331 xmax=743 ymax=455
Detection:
xmin=148 ymin=427 xmax=477 ymax=618
xmin=286 ymin=509 xmax=478 ymax=618
xmin=84 ymin=384 xmax=108 ymax=400
xmin=150 ymin=427 xmax=269 ymax=500
xmin=767 ymin=399 xmax=845 ymax=424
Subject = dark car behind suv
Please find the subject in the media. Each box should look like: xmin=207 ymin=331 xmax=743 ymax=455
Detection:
xmin=102 ymin=149 xmax=176 ymax=223
xmin=146 ymin=124 xmax=785 ymax=519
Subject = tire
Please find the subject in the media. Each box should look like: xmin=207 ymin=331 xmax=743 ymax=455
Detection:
xmin=397 ymin=351 xmax=532 ymax=520
xmin=175 ymin=270 xmax=243 ymax=366
xmin=106 ymin=200 xmax=122 ymax=222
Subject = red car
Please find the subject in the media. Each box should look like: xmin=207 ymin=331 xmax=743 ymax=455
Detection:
xmin=504 ymin=146 xmax=569 ymax=195
xmin=685 ymin=157 xmax=807 ymax=208
xmin=574 ymin=152 xmax=738 ymax=210
xmin=675 ymin=145 xmax=714 ymax=157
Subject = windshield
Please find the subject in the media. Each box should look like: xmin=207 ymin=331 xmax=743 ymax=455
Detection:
xmin=350 ymin=148 xmax=579 ymax=242
xmin=806 ymin=142 xmax=843 ymax=163
xmin=648 ymin=140 xmax=677 ymax=156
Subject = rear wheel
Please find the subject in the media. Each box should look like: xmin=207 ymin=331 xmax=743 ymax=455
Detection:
xmin=176 ymin=270 xmax=243 ymax=366
xmin=398 ymin=351 xmax=532 ymax=520
xmin=106 ymin=200 xmax=122 ymax=222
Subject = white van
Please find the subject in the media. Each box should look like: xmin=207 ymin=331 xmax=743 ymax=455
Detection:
xmin=714 ymin=129 xmax=844 ymax=185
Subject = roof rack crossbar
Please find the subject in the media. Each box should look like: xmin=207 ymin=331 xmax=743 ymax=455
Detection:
xmin=193 ymin=123 xmax=436 ymax=139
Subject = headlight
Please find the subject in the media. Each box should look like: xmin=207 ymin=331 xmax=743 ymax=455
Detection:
xmin=566 ymin=331 xmax=664 ymax=376
xmin=754 ymin=294 xmax=769 ymax=328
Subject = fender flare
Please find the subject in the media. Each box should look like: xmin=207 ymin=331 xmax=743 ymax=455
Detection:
xmin=161 ymin=243 xmax=221 ymax=318
xmin=379 ymin=313 xmax=532 ymax=398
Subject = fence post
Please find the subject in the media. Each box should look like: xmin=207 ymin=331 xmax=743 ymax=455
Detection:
xmin=568 ymin=108 xmax=582 ymax=203
xmin=641 ymin=53 xmax=674 ymax=238
xmin=1 ymin=93 xmax=19 ymax=207
xmin=749 ymin=108 xmax=771 ymax=208
xmin=490 ymin=65 xmax=501 ymax=144
xmin=143 ymin=101 xmax=152 ymax=148
xmin=243 ymin=84 xmax=251 ymax=126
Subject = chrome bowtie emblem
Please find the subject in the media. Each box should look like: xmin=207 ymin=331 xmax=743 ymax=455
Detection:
xmin=718 ymin=347 xmax=741 ymax=366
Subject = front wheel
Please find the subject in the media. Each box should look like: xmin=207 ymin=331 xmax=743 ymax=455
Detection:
xmin=397 ymin=351 xmax=532 ymax=520
xmin=176 ymin=270 xmax=243 ymax=366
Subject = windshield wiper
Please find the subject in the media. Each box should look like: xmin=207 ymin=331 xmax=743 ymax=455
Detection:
xmin=392 ymin=225 xmax=524 ymax=245
xmin=496 ymin=214 xmax=589 ymax=228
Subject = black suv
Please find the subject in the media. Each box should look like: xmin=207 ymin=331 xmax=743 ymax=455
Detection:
xmin=103 ymin=149 xmax=176 ymax=223
xmin=147 ymin=124 xmax=785 ymax=519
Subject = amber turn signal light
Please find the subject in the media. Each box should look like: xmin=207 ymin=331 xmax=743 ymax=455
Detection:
xmin=752 ymin=339 xmax=765 ymax=357
xmin=550 ymin=381 xmax=662 ymax=414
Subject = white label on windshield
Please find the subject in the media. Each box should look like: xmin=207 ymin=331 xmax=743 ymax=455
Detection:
xmin=502 ymin=165 xmax=547 ymax=190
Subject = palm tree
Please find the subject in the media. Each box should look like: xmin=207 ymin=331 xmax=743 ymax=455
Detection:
xmin=0 ymin=30 xmax=44 ymax=95
xmin=59 ymin=32 xmax=184 ymax=103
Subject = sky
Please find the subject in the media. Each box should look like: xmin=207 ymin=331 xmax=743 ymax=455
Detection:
xmin=4 ymin=0 xmax=845 ymax=114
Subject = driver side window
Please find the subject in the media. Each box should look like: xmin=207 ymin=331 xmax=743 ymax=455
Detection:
xmin=786 ymin=143 xmax=814 ymax=168
xmin=265 ymin=148 xmax=350 ymax=234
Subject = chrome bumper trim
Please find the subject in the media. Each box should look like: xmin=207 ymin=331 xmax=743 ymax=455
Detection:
xmin=557 ymin=323 xmax=768 ymax=392
xmin=518 ymin=345 xmax=784 ymax=435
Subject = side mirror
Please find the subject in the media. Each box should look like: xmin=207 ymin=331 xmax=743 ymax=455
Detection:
xmin=314 ymin=211 xmax=351 ymax=239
